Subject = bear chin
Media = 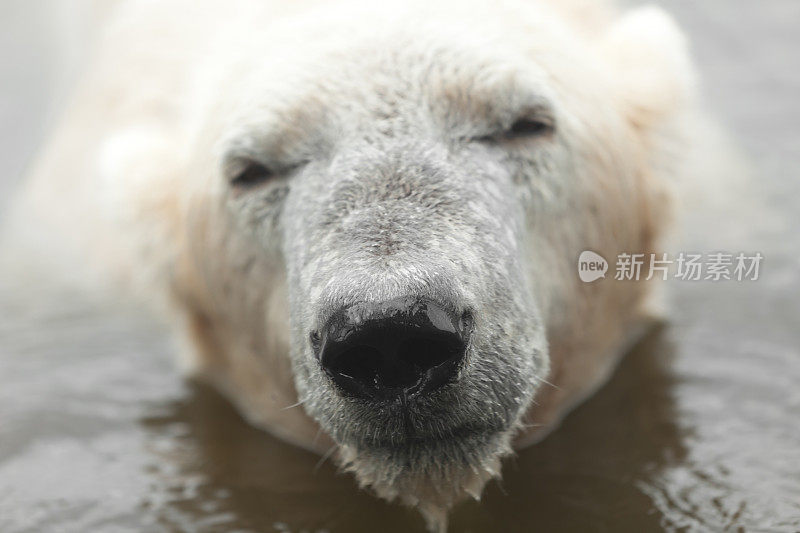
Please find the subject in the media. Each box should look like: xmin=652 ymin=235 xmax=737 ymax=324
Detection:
xmin=336 ymin=427 xmax=516 ymax=533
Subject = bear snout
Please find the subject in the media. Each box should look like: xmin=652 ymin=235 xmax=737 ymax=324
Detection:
xmin=313 ymin=296 xmax=473 ymax=402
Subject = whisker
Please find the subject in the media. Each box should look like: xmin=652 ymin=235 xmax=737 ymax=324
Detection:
xmin=313 ymin=444 xmax=339 ymax=473
xmin=533 ymin=375 xmax=561 ymax=390
xmin=281 ymin=398 xmax=306 ymax=410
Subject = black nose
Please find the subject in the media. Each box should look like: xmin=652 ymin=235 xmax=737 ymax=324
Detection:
xmin=315 ymin=297 xmax=471 ymax=401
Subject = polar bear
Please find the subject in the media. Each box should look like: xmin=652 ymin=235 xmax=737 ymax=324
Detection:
xmin=4 ymin=0 xmax=698 ymax=530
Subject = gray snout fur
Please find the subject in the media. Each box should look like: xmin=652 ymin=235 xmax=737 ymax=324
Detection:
xmin=283 ymin=138 xmax=546 ymax=471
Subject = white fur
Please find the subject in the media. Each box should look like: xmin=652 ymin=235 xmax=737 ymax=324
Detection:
xmin=3 ymin=1 xmax=702 ymax=530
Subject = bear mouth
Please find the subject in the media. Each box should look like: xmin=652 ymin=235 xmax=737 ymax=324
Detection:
xmin=326 ymin=387 xmax=511 ymax=451
xmin=370 ymin=420 xmax=500 ymax=450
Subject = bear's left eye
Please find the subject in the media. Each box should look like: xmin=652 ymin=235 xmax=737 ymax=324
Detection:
xmin=230 ymin=160 xmax=275 ymax=188
xmin=504 ymin=117 xmax=554 ymax=139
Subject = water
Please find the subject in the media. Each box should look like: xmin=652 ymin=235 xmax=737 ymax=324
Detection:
xmin=1 ymin=1 xmax=798 ymax=531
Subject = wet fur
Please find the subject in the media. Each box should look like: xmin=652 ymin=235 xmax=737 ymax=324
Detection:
xmin=4 ymin=0 xmax=697 ymax=530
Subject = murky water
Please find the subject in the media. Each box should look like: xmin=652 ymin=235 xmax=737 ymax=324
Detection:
xmin=1 ymin=1 xmax=799 ymax=532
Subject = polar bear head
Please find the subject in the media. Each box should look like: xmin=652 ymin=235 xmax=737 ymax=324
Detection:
xmin=166 ymin=1 xmax=694 ymax=528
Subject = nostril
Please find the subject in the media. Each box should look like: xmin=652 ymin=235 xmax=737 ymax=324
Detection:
xmin=395 ymin=335 xmax=463 ymax=388
xmin=325 ymin=344 xmax=384 ymax=389
xmin=317 ymin=297 xmax=469 ymax=401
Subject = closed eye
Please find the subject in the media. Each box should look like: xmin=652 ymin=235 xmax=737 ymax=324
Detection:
xmin=473 ymin=114 xmax=555 ymax=143
xmin=230 ymin=160 xmax=275 ymax=188
xmin=504 ymin=117 xmax=554 ymax=139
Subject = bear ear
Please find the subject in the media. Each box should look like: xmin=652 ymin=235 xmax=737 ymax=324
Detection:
xmin=600 ymin=5 xmax=696 ymax=129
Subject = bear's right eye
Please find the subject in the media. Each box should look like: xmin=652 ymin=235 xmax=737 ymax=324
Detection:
xmin=230 ymin=160 xmax=275 ymax=188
